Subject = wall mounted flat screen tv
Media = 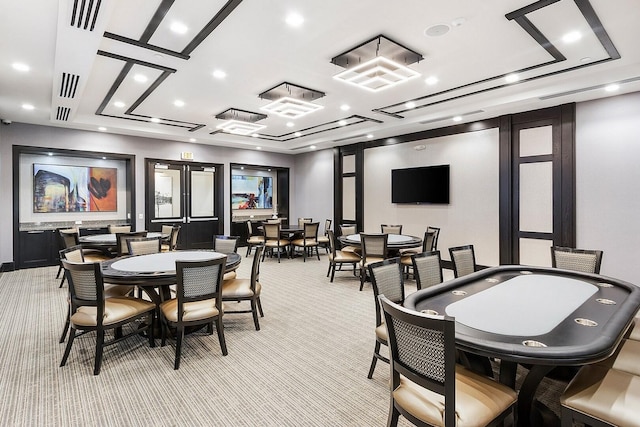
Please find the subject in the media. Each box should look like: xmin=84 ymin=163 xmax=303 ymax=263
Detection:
xmin=391 ymin=165 xmax=450 ymax=204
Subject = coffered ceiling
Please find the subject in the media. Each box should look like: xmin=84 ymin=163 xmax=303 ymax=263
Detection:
xmin=1 ymin=0 xmax=639 ymax=153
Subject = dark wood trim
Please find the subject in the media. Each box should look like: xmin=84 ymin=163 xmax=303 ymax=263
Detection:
xmin=103 ymin=32 xmax=189 ymax=60
xmin=560 ymin=103 xmax=576 ymax=246
xmin=140 ymin=0 xmax=175 ymax=43
xmin=333 ymin=147 xmax=342 ymax=229
xmin=499 ymin=115 xmax=513 ymax=265
xmin=182 ymin=0 xmax=244 ymax=55
xmin=1 ymin=262 xmax=15 ymax=272
xmin=519 ymin=231 xmax=554 ymax=240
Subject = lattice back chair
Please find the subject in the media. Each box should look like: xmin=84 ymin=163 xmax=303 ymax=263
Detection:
xmin=297 ymin=217 xmax=313 ymax=228
xmin=326 ymin=230 xmax=361 ymax=282
xmin=551 ymin=246 xmax=603 ymax=274
xmin=266 ymin=218 xmax=282 ymax=224
xmin=426 ymin=226 xmax=440 ymax=250
xmin=412 ymin=251 xmax=443 ymax=291
xmin=222 ymin=245 xmax=265 ymax=331
xmin=60 ymin=259 xmax=155 ymax=375
xmin=291 ymin=222 xmax=320 ymax=262
xmin=366 ymin=258 xmax=405 ymax=379
xmin=213 ymin=235 xmax=240 ymax=255
xmin=400 ymin=230 xmax=436 ymax=278
xmin=339 ymin=224 xmax=360 ymax=254
xmin=317 ymin=218 xmax=332 ymax=253
xmin=245 ymin=220 xmax=265 ymax=257
xmin=379 ymin=296 xmax=517 ymax=427
xmin=126 ymin=236 xmax=162 ymax=256
xmin=359 ymin=233 xmax=389 ymax=291
xmin=161 ymin=225 xmax=181 ymax=252
xmin=262 ymin=223 xmax=289 ymax=263
xmin=381 ymin=224 xmax=403 ymax=234
xmin=159 ymin=256 xmax=227 ymax=369
xmin=108 ymin=225 xmax=131 ymax=234
xmin=449 ymin=245 xmax=477 ymax=278
xmin=57 ymin=228 xmax=79 ymax=287
xmin=115 ymin=231 xmax=147 ymax=256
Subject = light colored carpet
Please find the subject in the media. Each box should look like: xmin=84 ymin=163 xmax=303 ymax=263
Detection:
xmin=0 ymin=253 xmax=565 ymax=426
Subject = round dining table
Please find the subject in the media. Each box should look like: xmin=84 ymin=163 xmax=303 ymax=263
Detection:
xmin=79 ymin=231 xmax=165 ymax=246
xmin=338 ymin=233 xmax=422 ymax=251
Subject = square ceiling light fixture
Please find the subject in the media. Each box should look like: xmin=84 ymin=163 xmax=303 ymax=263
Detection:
xmin=260 ymin=82 xmax=325 ymax=119
xmin=331 ymin=35 xmax=423 ymax=92
xmin=215 ymin=108 xmax=267 ymax=135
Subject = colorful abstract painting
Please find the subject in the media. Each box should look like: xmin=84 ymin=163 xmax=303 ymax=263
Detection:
xmin=33 ymin=164 xmax=117 ymax=212
xmin=231 ymin=175 xmax=273 ymax=209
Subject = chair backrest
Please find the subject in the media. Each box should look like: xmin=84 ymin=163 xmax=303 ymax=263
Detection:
xmin=412 ymin=251 xmax=443 ymax=290
xmin=327 ymin=229 xmax=338 ymax=256
xmin=298 ymin=217 xmax=313 ymax=228
xmin=246 ymin=220 xmax=255 ymax=235
xmin=368 ymin=258 xmax=405 ymax=327
xmin=379 ymin=296 xmax=457 ymax=427
xmin=551 ymin=246 xmax=603 ymax=274
xmin=175 ymin=256 xmax=226 ymax=321
xmin=126 ymin=236 xmax=161 ymax=256
xmin=323 ymin=219 xmax=332 ymax=236
xmin=381 ymin=224 xmax=403 ymax=234
xmin=249 ymin=246 xmax=264 ymax=289
xmin=214 ymin=235 xmax=239 ymax=254
xmin=361 ymin=233 xmax=388 ymax=262
xmin=303 ymin=222 xmax=319 ymax=241
xmin=61 ymin=259 xmax=105 ymax=322
xmin=59 ymin=228 xmax=79 ymax=249
xmin=263 ymin=223 xmax=281 ymax=240
xmin=109 ymin=225 xmax=131 ymax=234
xmin=449 ymin=245 xmax=476 ymax=278
xmin=266 ymin=218 xmax=282 ymax=224
xmin=116 ymin=231 xmax=148 ymax=256
xmin=167 ymin=225 xmax=181 ymax=251
xmin=161 ymin=224 xmax=174 ymax=237
xmin=422 ymin=231 xmax=436 ymax=252
xmin=60 ymin=245 xmax=85 ymax=263
xmin=339 ymin=224 xmax=357 ymax=236
xmin=426 ymin=226 xmax=440 ymax=250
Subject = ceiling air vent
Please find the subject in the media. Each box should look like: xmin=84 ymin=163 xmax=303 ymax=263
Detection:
xmin=56 ymin=106 xmax=72 ymax=121
xmin=70 ymin=0 xmax=102 ymax=31
xmin=59 ymin=73 xmax=80 ymax=98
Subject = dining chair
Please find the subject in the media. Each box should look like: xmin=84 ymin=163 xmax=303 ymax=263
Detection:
xmin=221 ymin=245 xmax=264 ymax=331
xmin=381 ymin=224 xmax=403 ymax=234
xmin=58 ymin=228 xmax=111 ymax=287
xmin=359 ymin=233 xmax=388 ymax=291
xmin=245 ymin=220 xmax=265 ymax=257
xmin=297 ymin=217 xmax=312 ymax=228
xmin=426 ymin=226 xmax=440 ymax=250
xmin=126 ymin=236 xmax=162 ymax=256
xmin=400 ymin=230 xmax=436 ymax=278
xmin=159 ymin=256 xmax=228 ymax=369
xmin=326 ymin=230 xmax=361 ymax=282
xmin=161 ymin=225 xmax=181 ymax=252
xmin=58 ymin=246 xmax=134 ymax=344
xmin=379 ymin=295 xmax=517 ymax=427
xmin=108 ymin=225 xmax=131 ymax=234
xmin=291 ymin=222 xmax=320 ymax=261
xmin=316 ymin=218 xmax=332 ymax=254
xmin=338 ymin=224 xmax=360 ymax=254
xmin=115 ymin=231 xmax=147 ymax=256
xmin=262 ymin=223 xmax=290 ymax=262
xmin=213 ymin=235 xmax=240 ymax=255
xmin=60 ymin=259 xmax=155 ymax=375
xmin=449 ymin=244 xmax=477 ymax=278
xmin=411 ymin=250 xmax=443 ymax=290
xmin=366 ymin=258 xmax=405 ymax=379
xmin=551 ymin=246 xmax=603 ymax=274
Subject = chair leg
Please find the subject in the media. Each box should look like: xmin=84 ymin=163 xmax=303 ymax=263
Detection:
xmin=359 ymin=266 xmax=365 ymax=291
xmin=174 ymin=326 xmax=184 ymax=370
xmin=330 ymin=264 xmax=336 ymax=282
xmin=315 ymin=246 xmax=320 ymax=261
xmin=59 ymin=275 xmax=66 ymax=288
xmin=367 ymin=341 xmax=381 ymax=379
xmin=59 ymin=305 xmax=70 ymax=343
xmin=60 ymin=327 xmax=76 ymax=367
xmin=326 ymin=263 xmax=332 ymax=278
xmin=94 ymin=329 xmax=105 ymax=375
xmin=256 ymin=297 xmax=264 ymax=317
xmin=246 ymin=244 xmax=251 ymax=257
xmin=216 ymin=317 xmax=228 ymax=355
xmin=56 ymin=265 xmax=63 ymax=279
xmin=148 ymin=313 xmax=155 ymax=348
xmin=251 ymin=299 xmax=260 ymax=331
xmin=387 ymin=404 xmax=400 ymax=427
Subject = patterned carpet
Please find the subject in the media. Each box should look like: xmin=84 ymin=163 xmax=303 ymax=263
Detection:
xmin=0 ymin=253 xmax=566 ymax=426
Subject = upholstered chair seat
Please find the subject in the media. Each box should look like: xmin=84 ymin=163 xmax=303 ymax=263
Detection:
xmin=223 ymin=270 xmax=237 ymax=281
xmin=72 ymin=296 xmax=154 ymax=327
xmin=326 ymin=230 xmax=360 ymax=282
xmin=221 ymin=246 xmax=264 ymax=331
xmin=374 ymin=323 xmax=387 ymax=343
xmin=160 ymin=298 xmax=221 ymax=323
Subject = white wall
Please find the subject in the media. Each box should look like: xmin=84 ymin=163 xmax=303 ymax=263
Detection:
xmin=363 ymin=128 xmax=500 ymax=266
xmin=0 ymin=123 xmax=295 ymax=265
xmin=292 ymin=148 xmax=334 ymax=230
xmin=576 ymin=91 xmax=640 ymax=284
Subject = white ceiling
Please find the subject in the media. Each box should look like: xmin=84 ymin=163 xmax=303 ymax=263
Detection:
xmin=1 ymin=0 xmax=639 ymax=153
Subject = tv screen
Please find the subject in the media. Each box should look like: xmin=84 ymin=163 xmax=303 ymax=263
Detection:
xmin=391 ymin=165 xmax=450 ymax=204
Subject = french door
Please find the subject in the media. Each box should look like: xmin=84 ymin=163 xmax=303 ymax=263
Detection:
xmin=145 ymin=159 xmax=223 ymax=249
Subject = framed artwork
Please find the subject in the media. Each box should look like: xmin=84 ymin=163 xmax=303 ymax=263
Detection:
xmin=33 ymin=164 xmax=117 ymax=212
xmin=231 ymin=175 xmax=273 ymax=209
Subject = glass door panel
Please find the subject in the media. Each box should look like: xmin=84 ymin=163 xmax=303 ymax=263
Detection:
xmin=190 ymin=169 xmax=215 ymax=218
xmin=153 ymin=167 xmax=182 ymax=219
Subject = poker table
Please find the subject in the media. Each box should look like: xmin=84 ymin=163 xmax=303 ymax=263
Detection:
xmin=404 ymin=265 xmax=640 ymax=427
xmin=338 ymin=233 xmax=422 ymax=250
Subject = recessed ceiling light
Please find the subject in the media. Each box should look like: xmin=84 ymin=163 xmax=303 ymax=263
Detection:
xmin=170 ymin=22 xmax=188 ymax=34
xmin=310 ymin=145 xmax=316 ymax=150
xmin=338 ymin=120 xmax=347 ymax=126
xmin=604 ymin=83 xmax=620 ymax=92
xmin=285 ymin=12 xmax=304 ymax=27
xmin=174 ymin=100 xmax=185 ymax=107
xmin=286 ymin=122 xmax=294 ymax=127
xmin=12 ymin=62 xmax=30 ymax=72
xmin=294 ymin=132 xmax=302 ymax=137
xmin=425 ymin=76 xmax=439 ymax=85
xmin=424 ymin=24 xmax=450 ymax=37
xmin=580 ymin=57 xmax=592 ymax=63
xmin=150 ymin=117 xmax=161 ymax=123
xmin=98 ymin=127 xmax=107 ymax=131
xmin=212 ymin=69 xmax=226 ymax=79
xmin=47 ymin=152 xmax=53 ymax=156
xmin=134 ymin=74 xmax=148 ymax=83
xmin=189 ymin=138 xmax=196 ymax=142
xmin=113 ymin=101 xmax=125 ymax=108
xmin=505 ymin=74 xmax=519 ymax=83
xmin=340 ymin=104 xmax=350 ymax=111
xmin=367 ymin=134 xmax=374 ymax=139
xmin=256 ymin=146 xmax=262 ymax=150
xmin=102 ymin=157 xmax=107 ymax=160
xmin=405 ymin=101 xmax=416 ymax=109
xmin=452 ymin=116 xmax=462 ymax=122
xmin=22 ymin=103 xmax=34 ymax=110
xmin=562 ymin=31 xmax=582 ymax=44
xmin=252 ymin=133 xmax=259 ymax=138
